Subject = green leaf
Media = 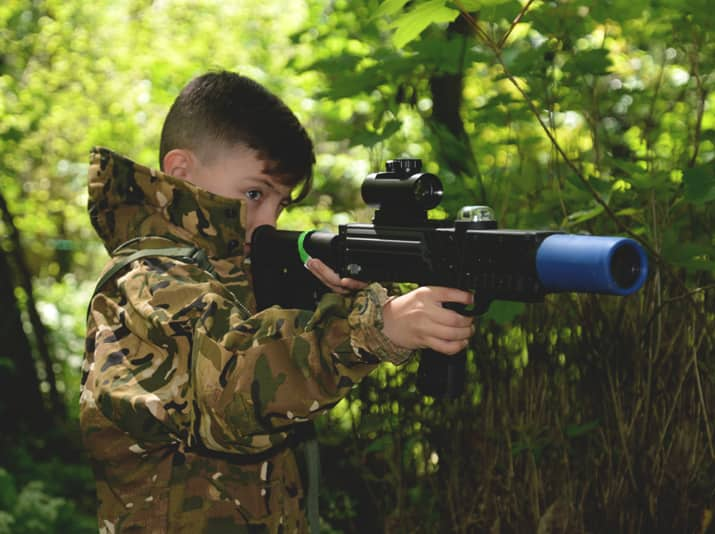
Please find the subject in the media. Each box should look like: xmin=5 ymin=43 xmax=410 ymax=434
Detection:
xmin=453 ymin=0 xmax=524 ymax=22
xmin=483 ymin=300 xmax=526 ymax=324
xmin=376 ymin=0 xmax=412 ymax=17
xmin=454 ymin=0 xmax=518 ymax=12
xmin=562 ymin=49 xmax=613 ymax=76
xmin=625 ymin=170 xmax=671 ymax=194
xmin=390 ymin=1 xmax=460 ymax=49
xmin=662 ymin=239 xmax=714 ymax=273
xmin=565 ymin=419 xmax=600 ymax=438
xmin=349 ymin=120 xmax=402 ymax=148
xmin=350 ymin=130 xmax=383 ymax=148
xmin=564 ymin=204 xmax=605 ymax=226
xmin=590 ymin=0 xmax=651 ymax=20
xmin=382 ymin=119 xmax=402 ymax=138
xmin=365 ymin=434 xmax=393 ymax=454
xmin=455 ymin=0 xmax=482 ymax=8
xmin=502 ymin=42 xmax=551 ymax=77
xmin=479 ymin=93 xmax=519 ymax=108
xmin=607 ymin=157 xmax=647 ymax=177
xmin=316 ymin=72 xmax=385 ymax=100
xmin=614 ymin=207 xmax=643 ymax=219
xmin=303 ymin=54 xmax=364 ymax=76
xmin=412 ymin=35 xmax=492 ymax=74
xmin=682 ymin=165 xmax=715 ymax=205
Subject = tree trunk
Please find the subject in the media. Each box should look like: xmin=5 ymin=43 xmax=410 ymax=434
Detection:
xmin=428 ymin=18 xmax=486 ymax=203
xmin=0 ymin=245 xmax=49 ymax=433
xmin=0 ymin=189 xmax=65 ymax=421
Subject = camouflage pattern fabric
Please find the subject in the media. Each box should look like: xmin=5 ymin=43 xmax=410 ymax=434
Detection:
xmin=80 ymin=147 xmax=414 ymax=533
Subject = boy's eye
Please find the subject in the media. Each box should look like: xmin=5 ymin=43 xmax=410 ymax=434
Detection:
xmin=245 ymin=190 xmax=262 ymax=201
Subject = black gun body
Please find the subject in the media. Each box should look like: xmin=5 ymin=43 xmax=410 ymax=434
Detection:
xmin=313 ymin=223 xmax=557 ymax=307
xmin=252 ymin=223 xmax=560 ymax=313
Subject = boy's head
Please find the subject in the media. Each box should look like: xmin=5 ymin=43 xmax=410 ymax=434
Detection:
xmin=159 ymin=71 xmax=315 ymax=250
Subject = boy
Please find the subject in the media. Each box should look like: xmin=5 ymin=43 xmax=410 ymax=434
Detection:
xmin=80 ymin=70 xmax=474 ymax=533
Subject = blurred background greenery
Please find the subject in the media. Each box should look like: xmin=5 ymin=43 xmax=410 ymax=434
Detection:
xmin=0 ymin=0 xmax=713 ymax=532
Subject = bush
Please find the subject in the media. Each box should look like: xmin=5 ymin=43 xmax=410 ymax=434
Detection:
xmin=0 ymin=466 xmax=96 ymax=534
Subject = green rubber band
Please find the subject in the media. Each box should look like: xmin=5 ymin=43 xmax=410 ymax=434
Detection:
xmin=297 ymin=230 xmax=312 ymax=264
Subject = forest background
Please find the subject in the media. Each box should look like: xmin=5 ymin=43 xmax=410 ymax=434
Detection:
xmin=0 ymin=0 xmax=713 ymax=532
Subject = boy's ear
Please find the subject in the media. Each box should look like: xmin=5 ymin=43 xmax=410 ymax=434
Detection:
xmin=163 ymin=149 xmax=194 ymax=179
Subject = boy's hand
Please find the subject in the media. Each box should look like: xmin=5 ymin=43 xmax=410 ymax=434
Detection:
xmin=305 ymin=261 xmax=474 ymax=354
xmin=305 ymin=258 xmax=368 ymax=294
xmin=382 ymin=286 xmax=475 ymax=355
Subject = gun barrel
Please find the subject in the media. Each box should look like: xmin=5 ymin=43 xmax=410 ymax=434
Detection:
xmin=536 ymin=235 xmax=648 ymax=296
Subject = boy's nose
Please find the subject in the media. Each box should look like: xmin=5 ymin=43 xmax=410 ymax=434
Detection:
xmin=253 ymin=212 xmax=277 ymax=231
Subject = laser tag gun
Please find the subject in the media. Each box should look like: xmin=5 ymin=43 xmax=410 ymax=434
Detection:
xmin=250 ymin=159 xmax=649 ymax=399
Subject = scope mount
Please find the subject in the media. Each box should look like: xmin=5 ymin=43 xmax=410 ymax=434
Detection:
xmin=361 ymin=158 xmax=444 ymax=226
xmin=385 ymin=158 xmax=422 ymax=175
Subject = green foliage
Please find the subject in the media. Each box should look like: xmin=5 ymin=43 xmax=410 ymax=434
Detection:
xmin=387 ymin=1 xmax=459 ymax=48
xmin=0 ymin=467 xmax=95 ymax=534
xmin=683 ymin=164 xmax=715 ymax=205
xmin=0 ymin=470 xmax=17 ymax=512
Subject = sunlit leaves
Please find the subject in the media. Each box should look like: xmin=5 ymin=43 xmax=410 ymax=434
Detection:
xmin=380 ymin=0 xmax=460 ymax=48
xmin=375 ymin=0 xmax=412 ymax=17
xmin=351 ymin=119 xmax=403 ymax=147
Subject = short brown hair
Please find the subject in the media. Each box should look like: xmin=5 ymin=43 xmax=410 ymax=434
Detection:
xmin=159 ymin=71 xmax=314 ymax=202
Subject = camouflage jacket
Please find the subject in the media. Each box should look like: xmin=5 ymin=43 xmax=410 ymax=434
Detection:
xmin=79 ymin=147 xmax=413 ymax=533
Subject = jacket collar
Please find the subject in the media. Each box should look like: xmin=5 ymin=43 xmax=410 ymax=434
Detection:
xmin=88 ymin=147 xmax=247 ymax=259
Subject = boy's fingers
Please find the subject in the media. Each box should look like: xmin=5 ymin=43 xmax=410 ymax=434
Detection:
xmin=306 ymin=259 xmax=366 ymax=293
xmin=423 ymin=286 xmax=474 ymax=306
xmin=340 ymin=278 xmax=368 ymax=290
xmin=426 ymin=306 xmax=474 ymax=329
xmin=421 ymin=323 xmax=474 ymax=343
xmin=306 ymin=259 xmax=339 ymax=283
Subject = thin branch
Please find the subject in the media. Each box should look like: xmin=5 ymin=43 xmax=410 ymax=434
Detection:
xmin=453 ymin=3 xmax=492 ymax=45
xmin=498 ymin=0 xmax=536 ymax=50
xmin=692 ymin=342 xmax=715 ymax=460
xmin=639 ymin=285 xmax=715 ymax=343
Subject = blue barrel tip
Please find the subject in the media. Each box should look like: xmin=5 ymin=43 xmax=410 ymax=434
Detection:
xmin=536 ymin=234 xmax=648 ymax=296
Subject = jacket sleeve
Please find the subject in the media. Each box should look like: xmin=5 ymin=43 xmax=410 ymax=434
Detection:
xmin=95 ymin=256 xmax=413 ymax=455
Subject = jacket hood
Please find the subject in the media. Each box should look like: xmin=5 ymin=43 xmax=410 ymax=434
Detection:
xmin=88 ymin=147 xmax=247 ymax=259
